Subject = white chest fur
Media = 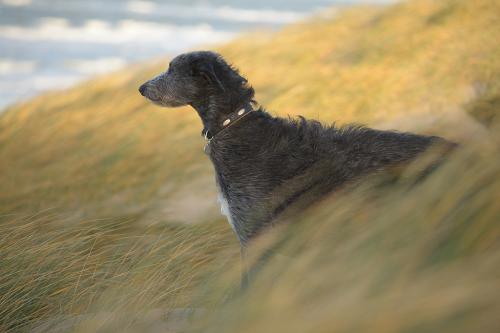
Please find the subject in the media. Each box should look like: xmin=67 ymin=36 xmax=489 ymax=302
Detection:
xmin=217 ymin=192 xmax=236 ymax=232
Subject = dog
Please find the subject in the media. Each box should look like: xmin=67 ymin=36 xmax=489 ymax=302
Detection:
xmin=139 ymin=51 xmax=453 ymax=248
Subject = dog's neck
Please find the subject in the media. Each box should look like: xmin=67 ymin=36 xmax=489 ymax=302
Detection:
xmin=190 ymin=94 xmax=254 ymax=139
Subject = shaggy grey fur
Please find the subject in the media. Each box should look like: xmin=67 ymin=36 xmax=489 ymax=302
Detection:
xmin=139 ymin=51 xmax=453 ymax=247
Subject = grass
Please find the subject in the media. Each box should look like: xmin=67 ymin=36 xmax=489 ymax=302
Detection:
xmin=0 ymin=214 xmax=234 ymax=331
xmin=0 ymin=0 xmax=499 ymax=331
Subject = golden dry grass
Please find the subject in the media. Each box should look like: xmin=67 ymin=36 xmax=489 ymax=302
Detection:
xmin=0 ymin=0 xmax=499 ymax=331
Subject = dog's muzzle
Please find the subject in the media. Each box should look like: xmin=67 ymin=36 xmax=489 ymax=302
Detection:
xmin=138 ymin=83 xmax=147 ymax=96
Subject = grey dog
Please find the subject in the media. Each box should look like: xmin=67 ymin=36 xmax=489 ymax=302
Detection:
xmin=139 ymin=51 xmax=453 ymax=248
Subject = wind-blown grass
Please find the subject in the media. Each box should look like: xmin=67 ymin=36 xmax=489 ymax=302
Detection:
xmin=189 ymin=136 xmax=500 ymax=333
xmin=0 ymin=215 xmax=234 ymax=331
xmin=0 ymin=0 xmax=499 ymax=331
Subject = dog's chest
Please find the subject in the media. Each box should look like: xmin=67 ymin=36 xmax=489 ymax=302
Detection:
xmin=217 ymin=191 xmax=237 ymax=231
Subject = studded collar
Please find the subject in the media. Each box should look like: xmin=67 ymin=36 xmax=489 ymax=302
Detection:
xmin=203 ymin=103 xmax=255 ymax=149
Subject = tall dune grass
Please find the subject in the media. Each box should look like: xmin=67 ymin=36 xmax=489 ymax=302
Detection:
xmin=0 ymin=216 xmax=234 ymax=331
xmin=4 ymin=127 xmax=493 ymax=332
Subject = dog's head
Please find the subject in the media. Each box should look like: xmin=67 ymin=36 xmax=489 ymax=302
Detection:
xmin=139 ymin=51 xmax=251 ymax=109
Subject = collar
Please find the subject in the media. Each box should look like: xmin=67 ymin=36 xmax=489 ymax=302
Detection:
xmin=203 ymin=103 xmax=255 ymax=145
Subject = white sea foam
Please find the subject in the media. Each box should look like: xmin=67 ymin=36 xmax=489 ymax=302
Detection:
xmin=0 ymin=73 xmax=80 ymax=109
xmin=30 ymin=74 xmax=81 ymax=90
xmin=126 ymin=0 xmax=157 ymax=14
xmin=197 ymin=5 xmax=304 ymax=24
xmin=0 ymin=18 xmax=235 ymax=45
xmin=1 ymin=0 xmax=31 ymax=7
xmin=0 ymin=74 xmax=79 ymax=91
xmin=125 ymin=2 xmax=306 ymax=24
xmin=0 ymin=59 xmax=37 ymax=75
xmin=65 ymin=57 xmax=127 ymax=75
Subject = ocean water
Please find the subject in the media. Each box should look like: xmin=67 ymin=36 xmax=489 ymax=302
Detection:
xmin=0 ymin=0 xmax=392 ymax=109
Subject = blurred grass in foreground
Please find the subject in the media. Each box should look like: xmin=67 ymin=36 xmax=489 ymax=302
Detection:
xmin=0 ymin=0 xmax=499 ymax=331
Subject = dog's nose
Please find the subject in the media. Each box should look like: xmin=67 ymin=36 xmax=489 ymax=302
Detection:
xmin=139 ymin=83 xmax=147 ymax=96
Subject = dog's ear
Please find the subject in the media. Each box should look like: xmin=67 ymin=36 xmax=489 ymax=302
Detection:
xmin=194 ymin=62 xmax=225 ymax=92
